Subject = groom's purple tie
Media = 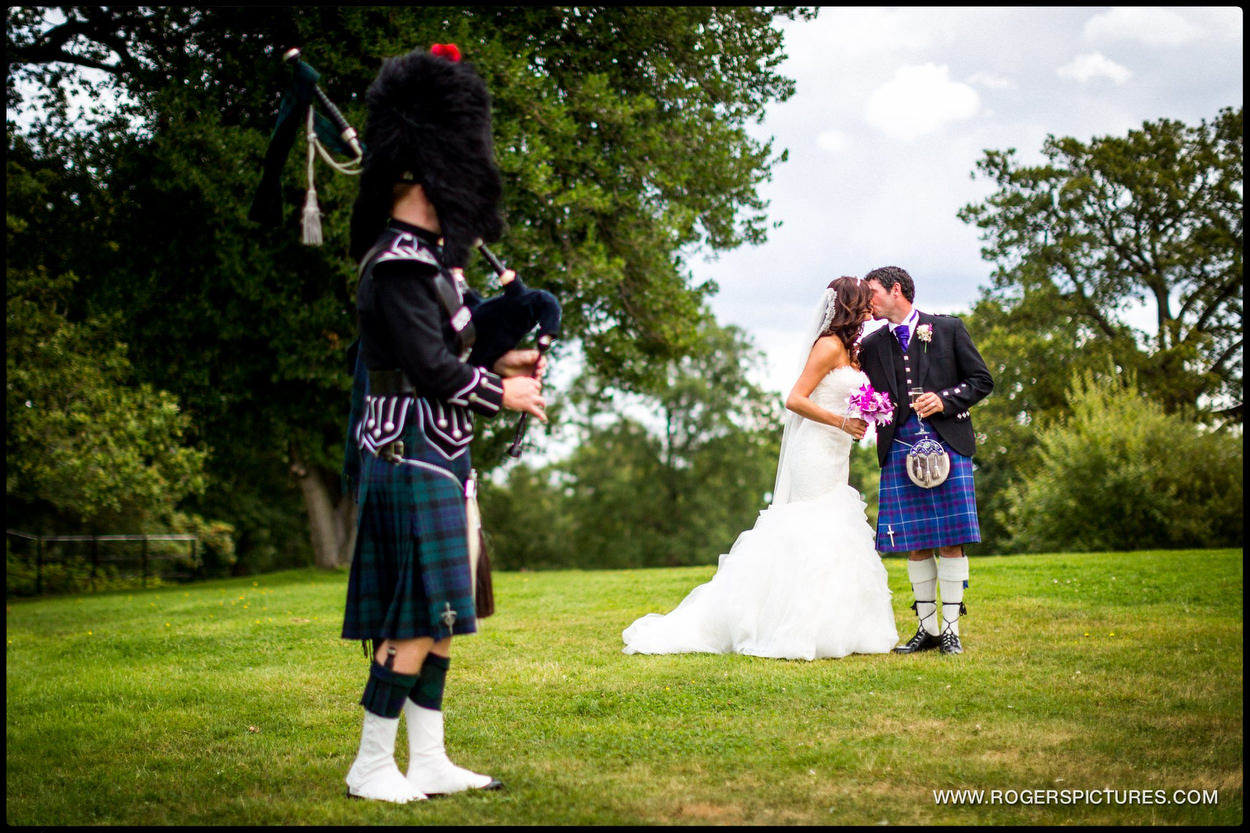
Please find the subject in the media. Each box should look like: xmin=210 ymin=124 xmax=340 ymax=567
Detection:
xmin=895 ymin=324 xmax=910 ymax=352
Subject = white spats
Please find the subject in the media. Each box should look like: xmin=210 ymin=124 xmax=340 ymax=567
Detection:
xmin=404 ymin=702 xmax=497 ymax=796
xmin=346 ymin=711 xmax=427 ymax=804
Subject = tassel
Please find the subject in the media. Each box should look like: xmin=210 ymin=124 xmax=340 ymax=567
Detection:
xmin=301 ymin=186 xmax=322 ymax=245
xmin=465 ymin=471 xmax=494 ymax=618
xmin=475 ymin=539 xmax=495 ymax=618
xmin=466 ymin=473 xmax=482 ymax=585
xmin=300 ymin=106 xmax=322 ymax=246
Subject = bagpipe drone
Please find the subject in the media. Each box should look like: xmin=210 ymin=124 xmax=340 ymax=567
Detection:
xmin=249 ymin=45 xmax=560 ymax=458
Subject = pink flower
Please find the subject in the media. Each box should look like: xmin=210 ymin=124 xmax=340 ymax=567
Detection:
xmin=847 ymin=383 xmax=895 ymax=426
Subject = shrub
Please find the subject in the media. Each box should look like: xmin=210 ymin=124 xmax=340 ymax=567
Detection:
xmin=1001 ymin=370 xmax=1242 ymax=552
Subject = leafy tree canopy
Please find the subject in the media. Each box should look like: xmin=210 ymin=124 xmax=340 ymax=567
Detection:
xmin=6 ymin=135 xmax=221 ymax=546
xmin=7 ymin=6 xmax=812 ymax=568
xmin=958 ymin=107 xmax=1243 ymax=421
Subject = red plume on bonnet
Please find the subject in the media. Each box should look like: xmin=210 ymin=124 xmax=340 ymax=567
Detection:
xmin=430 ymin=43 xmax=462 ymax=62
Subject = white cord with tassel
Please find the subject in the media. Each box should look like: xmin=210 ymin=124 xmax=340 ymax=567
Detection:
xmin=301 ymin=106 xmax=323 ymax=246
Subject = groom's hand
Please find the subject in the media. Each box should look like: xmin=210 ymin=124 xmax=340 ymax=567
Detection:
xmin=911 ymin=391 xmax=944 ymax=419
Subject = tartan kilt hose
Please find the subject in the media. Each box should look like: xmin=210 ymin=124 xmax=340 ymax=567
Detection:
xmin=342 ymin=398 xmax=477 ymax=642
xmin=875 ymin=414 xmax=981 ymax=553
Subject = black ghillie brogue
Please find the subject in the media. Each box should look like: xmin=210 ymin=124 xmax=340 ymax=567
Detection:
xmin=939 ymin=601 xmax=967 ymax=654
xmin=893 ymin=626 xmax=941 ymax=654
xmin=939 ymin=629 xmax=963 ymax=655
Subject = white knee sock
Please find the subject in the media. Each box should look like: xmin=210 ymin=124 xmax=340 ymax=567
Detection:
xmin=907 ymin=556 xmax=939 ymax=636
xmin=937 ymin=556 xmax=969 ymax=637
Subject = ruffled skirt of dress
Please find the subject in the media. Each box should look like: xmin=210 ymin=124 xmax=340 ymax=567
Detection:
xmin=622 ymin=484 xmax=898 ymax=660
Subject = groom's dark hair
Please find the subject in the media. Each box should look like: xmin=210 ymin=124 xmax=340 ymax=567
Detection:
xmin=865 ymin=266 xmax=915 ymax=303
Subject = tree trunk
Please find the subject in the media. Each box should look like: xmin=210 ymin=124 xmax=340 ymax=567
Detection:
xmin=335 ymin=480 xmax=358 ymax=565
xmin=290 ymin=448 xmax=356 ymax=568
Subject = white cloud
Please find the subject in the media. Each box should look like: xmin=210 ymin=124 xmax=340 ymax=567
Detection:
xmin=1057 ymin=52 xmax=1133 ymax=85
xmin=1186 ymin=7 xmax=1244 ymax=44
xmin=967 ymin=71 xmax=1015 ymax=90
xmin=816 ymin=129 xmax=852 ymax=153
xmin=788 ymin=7 xmax=933 ymax=60
xmin=1083 ymin=7 xmax=1206 ymax=47
xmin=864 ymin=63 xmax=981 ymax=140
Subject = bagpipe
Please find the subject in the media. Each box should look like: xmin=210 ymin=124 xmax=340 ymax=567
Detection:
xmin=249 ymin=47 xmax=560 ymax=459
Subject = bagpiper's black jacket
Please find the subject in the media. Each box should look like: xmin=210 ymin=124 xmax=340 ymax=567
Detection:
xmin=356 ymin=219 xmax=504 ymax=417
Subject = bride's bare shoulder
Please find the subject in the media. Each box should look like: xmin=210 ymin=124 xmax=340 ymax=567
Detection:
xmin=812 ymin=334 xmax=849 ymax=355
xmin=811 ymin=335 xmax=855 ymax=370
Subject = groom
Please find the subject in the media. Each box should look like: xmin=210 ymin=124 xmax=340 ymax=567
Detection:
xmin=856 ymin=267 xmax=993 ymax=655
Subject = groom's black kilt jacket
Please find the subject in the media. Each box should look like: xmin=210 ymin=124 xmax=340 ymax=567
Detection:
xmin=859 ymin=313 xmax=994 ymax=468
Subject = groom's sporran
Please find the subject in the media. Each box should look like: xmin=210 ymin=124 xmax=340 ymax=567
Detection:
xmin=905 ymin=431 xmax=950 ymax=489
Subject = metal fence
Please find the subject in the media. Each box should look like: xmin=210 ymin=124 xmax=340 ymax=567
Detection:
xmin=6 ymin=530 xmax=202 ymax=595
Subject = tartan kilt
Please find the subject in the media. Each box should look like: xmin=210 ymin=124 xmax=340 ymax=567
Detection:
xmin=876 ymin=414 xmax=981 ymax=553
xmin=342 ymin=397 xmax=477 ymax=642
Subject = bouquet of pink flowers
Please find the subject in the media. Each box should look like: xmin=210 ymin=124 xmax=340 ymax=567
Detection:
xmin=846 ymin=383 xmax=894 ymax=426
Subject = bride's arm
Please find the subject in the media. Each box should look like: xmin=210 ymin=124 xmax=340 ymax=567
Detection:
xmin=784 ymin=337 xmax=867 ymax=439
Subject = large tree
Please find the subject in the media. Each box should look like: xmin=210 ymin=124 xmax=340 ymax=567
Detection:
xmin=957 ymin=109 xmax=1243 ymax=552
xmin=6 ymin=134 xmax=231 ymax=564
xmin=480 ymin=317 xmax=784 ymax=569
xmin=569 ymin=317 xmax=784 ymax=567
xmin=958 ymin=286 xmax=1148 ymax=551
xmin=7 ymin=7 xmax=811 ymax=569
xmin=958 ymin=107 xmax=1243 ymax=422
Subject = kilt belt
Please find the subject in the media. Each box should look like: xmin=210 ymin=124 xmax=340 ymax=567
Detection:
xmin=357 ymin=370 xmax=475 ymax=461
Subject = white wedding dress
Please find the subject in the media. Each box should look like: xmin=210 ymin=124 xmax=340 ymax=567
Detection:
xmin=622 ymin=365 xmax=898 ymax=660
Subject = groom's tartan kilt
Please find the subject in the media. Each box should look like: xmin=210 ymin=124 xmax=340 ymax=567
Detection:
xmin=342 ymin=398 xmax=477 ymax=643
xmin=876 ymin=414 xmax=981 ymax=553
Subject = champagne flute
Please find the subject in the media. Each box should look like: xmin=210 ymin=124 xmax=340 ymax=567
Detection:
xmin=908 ymin=387 xmax=928 ymax=433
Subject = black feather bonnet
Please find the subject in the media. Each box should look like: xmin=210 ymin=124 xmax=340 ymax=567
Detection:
xmin=349 ymin=45 xmax=504 ymax=267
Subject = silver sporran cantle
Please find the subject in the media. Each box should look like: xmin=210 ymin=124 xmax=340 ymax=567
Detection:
xmin=906 ymin=436 xmax=951 ymax=489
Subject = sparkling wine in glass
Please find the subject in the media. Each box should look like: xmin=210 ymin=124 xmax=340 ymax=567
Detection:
xmin=909 ymin=387 xmax=927 ymax=432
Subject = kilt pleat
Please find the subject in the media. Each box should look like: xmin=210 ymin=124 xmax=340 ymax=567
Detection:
xmin=876 ymin=415 xmax=981 ymax=552
xmin=342 ymin=398 xmax=477 ymax=642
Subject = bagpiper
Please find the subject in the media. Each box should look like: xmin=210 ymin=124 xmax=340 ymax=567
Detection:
xmin=339 ymin=43 xmax=547 ymax=804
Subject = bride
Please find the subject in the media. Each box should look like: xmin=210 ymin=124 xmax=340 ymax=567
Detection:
xmin=622 ymin=276 xmax=898 ymax=660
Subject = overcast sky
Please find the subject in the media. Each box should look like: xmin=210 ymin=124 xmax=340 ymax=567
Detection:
xmin=690 ymin=6 xmax=1243 ymax=395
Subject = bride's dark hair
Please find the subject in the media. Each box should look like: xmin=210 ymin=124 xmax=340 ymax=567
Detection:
xmin=820 ymin=276 xmax=872 ymax=364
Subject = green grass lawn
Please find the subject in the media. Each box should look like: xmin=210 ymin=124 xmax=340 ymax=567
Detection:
xmin=6 ymin=550 xmax=1242 ymax=826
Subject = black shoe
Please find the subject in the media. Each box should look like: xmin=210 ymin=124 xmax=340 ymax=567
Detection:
xmin=893 ymin=626 xmax=941 ymax=654
xmin=426 ymin=778 xmax=504 ymax=798
xmin=939 ymin=629 xmax=963 ymax=654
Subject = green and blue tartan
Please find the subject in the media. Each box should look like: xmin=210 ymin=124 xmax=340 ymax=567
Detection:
xmin=876 ymin=414 xmax=981 ymax=553
xmin=342 ymin=396 xmax=478 ymax=642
